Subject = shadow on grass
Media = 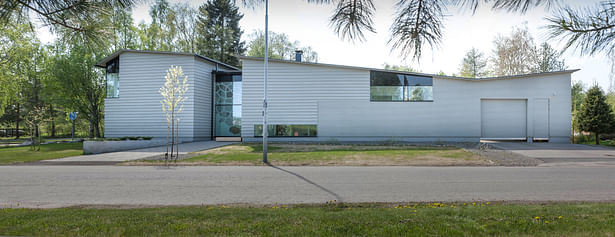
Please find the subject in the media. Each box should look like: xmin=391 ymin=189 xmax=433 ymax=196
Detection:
xmin=265 ymin=162 xmax=343 ymax=203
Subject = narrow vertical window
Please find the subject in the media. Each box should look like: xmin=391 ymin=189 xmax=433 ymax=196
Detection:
xmin=106 ymin=57 xmax=119 ymax=98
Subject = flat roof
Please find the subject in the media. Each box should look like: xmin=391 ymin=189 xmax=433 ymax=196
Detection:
xmin=240 ymin=56 xmax=579 ymax=81
xmin=95 ymin=49 xmax=241 ymax=71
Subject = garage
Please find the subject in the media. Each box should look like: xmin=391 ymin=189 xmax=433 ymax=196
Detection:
xmin=481 ymin=99 xmax=527 ymax=140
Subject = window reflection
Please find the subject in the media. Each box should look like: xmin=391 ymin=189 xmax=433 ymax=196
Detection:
xmin=370 ymin=71 xmax=433 ymax=102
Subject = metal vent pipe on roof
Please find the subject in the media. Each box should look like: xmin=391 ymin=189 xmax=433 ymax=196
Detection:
xmin=295 ymin=50 xmax=303 ymax=62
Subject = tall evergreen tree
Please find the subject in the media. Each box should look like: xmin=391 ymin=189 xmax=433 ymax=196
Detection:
xmin=195 ymin=0 xmax=245 ymax=66
xmin=459 ymin=47 xmax=488 ymax=78
xmin=578 ymin=85 xmax=615 ymax=144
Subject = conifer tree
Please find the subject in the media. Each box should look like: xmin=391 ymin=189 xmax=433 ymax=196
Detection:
xmin=578 ymin=85 xmax=615 ymax=144
xmin=195 ymin=0 xmax=245 ymax=66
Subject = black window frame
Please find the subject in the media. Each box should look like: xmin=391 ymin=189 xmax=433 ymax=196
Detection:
xmin=370 ymin=70 xmax=434 ymax=102
xmin=105 ymin=57 xmax=120 ymax=98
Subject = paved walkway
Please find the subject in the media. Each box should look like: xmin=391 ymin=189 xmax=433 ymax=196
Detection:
xmin=42 ymin=141 xmax=235 ymax=163
xmin=1 ymin=166 xmax=614 ymax=208
xmin=489 ymin=142 xmax=615 ymax=164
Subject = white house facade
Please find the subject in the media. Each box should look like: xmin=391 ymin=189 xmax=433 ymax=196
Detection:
xmin=96 ymin=50 xmax=576 ymax=143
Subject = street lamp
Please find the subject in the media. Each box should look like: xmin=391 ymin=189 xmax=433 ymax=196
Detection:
xmin=262 ymin=0 xmax=269 ymax=163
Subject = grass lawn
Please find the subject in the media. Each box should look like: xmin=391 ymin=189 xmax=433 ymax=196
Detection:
xmin=0 ymin=142 xmax=83 ymax=165
xmin=1 ymin=202 xmax=614 ymax=236
xmin=129 ymin=143 xmax=489 ymax=166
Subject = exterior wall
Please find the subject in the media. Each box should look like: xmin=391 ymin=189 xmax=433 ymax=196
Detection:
xmin=241 ymin=59 xmax=571 ymax=143
xmin=241 ymin=59 xmax=368 ymax=138
xmin=104 ymin=52 xmax=206 ymax=141
xmin=193 ymin=58 xmax=215 ymax=140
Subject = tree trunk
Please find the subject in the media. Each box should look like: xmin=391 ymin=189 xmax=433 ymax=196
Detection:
xmin=89 ymin=120 xmax=94 ymax=138
xmin=15 ymin=103 xmax=20 ymax=139
xmin=596 ymin=133 xmax=600 ymax=145
xmin=94 ymin=117 xmax=101 ymax=138
xmin=50 ymin=105 xmax=55 ymax=137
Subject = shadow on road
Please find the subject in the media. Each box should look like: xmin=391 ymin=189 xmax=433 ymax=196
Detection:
xmin=266 ymin=162 xmax=343 ymax=203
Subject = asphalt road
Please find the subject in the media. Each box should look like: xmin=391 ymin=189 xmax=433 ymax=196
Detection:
xmin=2 ymin=165 xmax=615 ymax=208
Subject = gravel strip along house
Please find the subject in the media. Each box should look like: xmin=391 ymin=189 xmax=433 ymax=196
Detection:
xmin=96 ymin=49 xmax=577 ymax=143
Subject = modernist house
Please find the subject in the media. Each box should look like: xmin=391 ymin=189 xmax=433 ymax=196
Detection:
xmin=95 ymin=50 xmax=577 ymax=143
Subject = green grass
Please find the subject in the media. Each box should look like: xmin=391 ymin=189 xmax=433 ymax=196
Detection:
xmin=0 ymin=142 xmax=83 ymax=165
xmin=162 ymin=143 xmax=487 ymax=166
xmin=1 ymin=202 xmax=614 ymax=236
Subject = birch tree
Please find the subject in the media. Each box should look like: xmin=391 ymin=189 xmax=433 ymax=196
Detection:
xmin=160 ymin=65 xmax=189 ymax=161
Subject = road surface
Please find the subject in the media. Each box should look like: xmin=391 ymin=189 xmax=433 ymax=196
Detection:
xmin=1 ymin=165 xmax=614 ymax=208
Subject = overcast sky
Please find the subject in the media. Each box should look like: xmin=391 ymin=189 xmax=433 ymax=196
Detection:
xmin=37 ymin=0 xmax=613 ymax=90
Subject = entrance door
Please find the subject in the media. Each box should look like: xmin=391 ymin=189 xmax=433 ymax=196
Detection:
xmin=214 ymin=73 xmax=242 ymax=138
xmin=481 ymin=99 xmax=527 ymax=140
xmin=533 ymin=98 xmax=550 ymax=140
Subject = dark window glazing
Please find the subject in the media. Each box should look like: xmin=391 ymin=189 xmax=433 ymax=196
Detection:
xmin=254 ymin=125 xmax=317 ymax=137
xmin=106 ymin=57 xmax=119 ymax=98
xmin=370 ymin=71 xmax=433 ymax=102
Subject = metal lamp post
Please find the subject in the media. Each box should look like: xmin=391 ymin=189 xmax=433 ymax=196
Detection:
xmin=262 ymin=0 xmax=269 ymax=163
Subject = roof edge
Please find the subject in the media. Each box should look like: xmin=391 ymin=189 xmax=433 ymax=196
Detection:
xmin=95 ymin=49 xmax=241 ymax=71
xmin=240 ymin=56 xmax=579 ymax=80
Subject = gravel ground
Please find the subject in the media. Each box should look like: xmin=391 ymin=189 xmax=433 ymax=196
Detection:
xmin=455 ymin=142 xmax=542 ymax=166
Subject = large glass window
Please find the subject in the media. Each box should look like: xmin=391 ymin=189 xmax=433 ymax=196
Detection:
xmin=215 ymin=74 xmax=242 ymax=137
xmin=370 ymin=71 xmax=433 ymax=102
xmin=254 ymin=125 xmax=317 ymax=137
xmin=106 ymin=57 xmax=119 ymax=98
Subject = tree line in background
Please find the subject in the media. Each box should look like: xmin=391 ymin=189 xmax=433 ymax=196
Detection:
xmin=459 ymin=25 xmax=566 ymax=78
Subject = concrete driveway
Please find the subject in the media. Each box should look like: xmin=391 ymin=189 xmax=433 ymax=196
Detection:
xmin=38 ymin=141 xmax=235 ymax=164
xmin=489 ymin=142 xmax=615 ymax=165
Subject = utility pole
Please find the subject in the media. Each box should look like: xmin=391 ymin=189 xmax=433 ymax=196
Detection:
xmin=262 ymin=0 xmax=269 ymax=163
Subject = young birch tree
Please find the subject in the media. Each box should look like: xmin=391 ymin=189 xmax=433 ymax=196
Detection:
xmin=160 ymin=65 xmax=189 ymax=161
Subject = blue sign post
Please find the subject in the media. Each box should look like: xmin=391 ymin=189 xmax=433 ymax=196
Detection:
xmin=69 ymin=112 xmax=77 ymax=140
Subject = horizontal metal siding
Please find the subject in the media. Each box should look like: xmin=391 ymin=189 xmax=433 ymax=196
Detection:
xmin=241 ymin=60 xmax=369 ymax=137
xmin=193 ymin=58 xmax=215 ymax=140
xmin=318 ymin=74 xmax=570 ymax=140
xmin=104 ymin=52 xmax=195 ymax=139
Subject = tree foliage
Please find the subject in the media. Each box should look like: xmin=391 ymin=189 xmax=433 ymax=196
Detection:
xmin=0 ymin=0 xmax=137 ymax=46
xmin=459 ymin=47 xmax=488 ymax=78
xmin=195 ymin=0 xmax=245 ymax=66
xmin=491 ymin=26 xmax=566 ymax=76
xmin=382 ymin=63 xmax=418 ymax=73
xmin=242 ymin=0 xmax=553 ymax=61
xmin=578 ymin=85 xmax=615 ymax=144
xmin=49 ymin=42 xmax=106 ymax=138
xmin=160 ymin=65 xmax=189 ymax=161
xmin=246 ymin=30 xmax=319 ymax=62
xmin=0 ymin=18 xmax=39 ymax=117
xmin=547 ymin=1 xmax=615 ymax=57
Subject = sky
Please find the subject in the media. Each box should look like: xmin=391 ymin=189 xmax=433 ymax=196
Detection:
xmin=37 ymin=0 xmax=614 ymax=90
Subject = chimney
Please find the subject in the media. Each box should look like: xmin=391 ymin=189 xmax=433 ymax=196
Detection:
xmin=295 ymin=50 xmax=303 ymax=62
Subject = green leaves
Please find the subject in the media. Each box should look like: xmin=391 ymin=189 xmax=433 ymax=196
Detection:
xmin=246 ymin=30 xmax=319 ymax=62
xmin=578 ymin=85 xmax=615 ymax=137
xmin=195 ymin=0 xmax=245 ymax=66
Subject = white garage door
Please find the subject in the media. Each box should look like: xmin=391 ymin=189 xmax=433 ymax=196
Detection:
xmin=481 ymin=99 xmax=527 ymax=139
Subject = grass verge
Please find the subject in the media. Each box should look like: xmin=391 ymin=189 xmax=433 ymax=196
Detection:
xmin=1 ymin=202 xmax=614 ymax=236
xmin=0 ymin=142 xmax=83 ymax=165
xmin=128 ymin=143 xmax=490 ymax=166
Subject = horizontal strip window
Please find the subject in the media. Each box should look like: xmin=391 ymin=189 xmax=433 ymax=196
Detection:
xmin=254 ymin=125 xmax=317 ymax=137
xmin=370 ymin=71 xmax=433 ymax=102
